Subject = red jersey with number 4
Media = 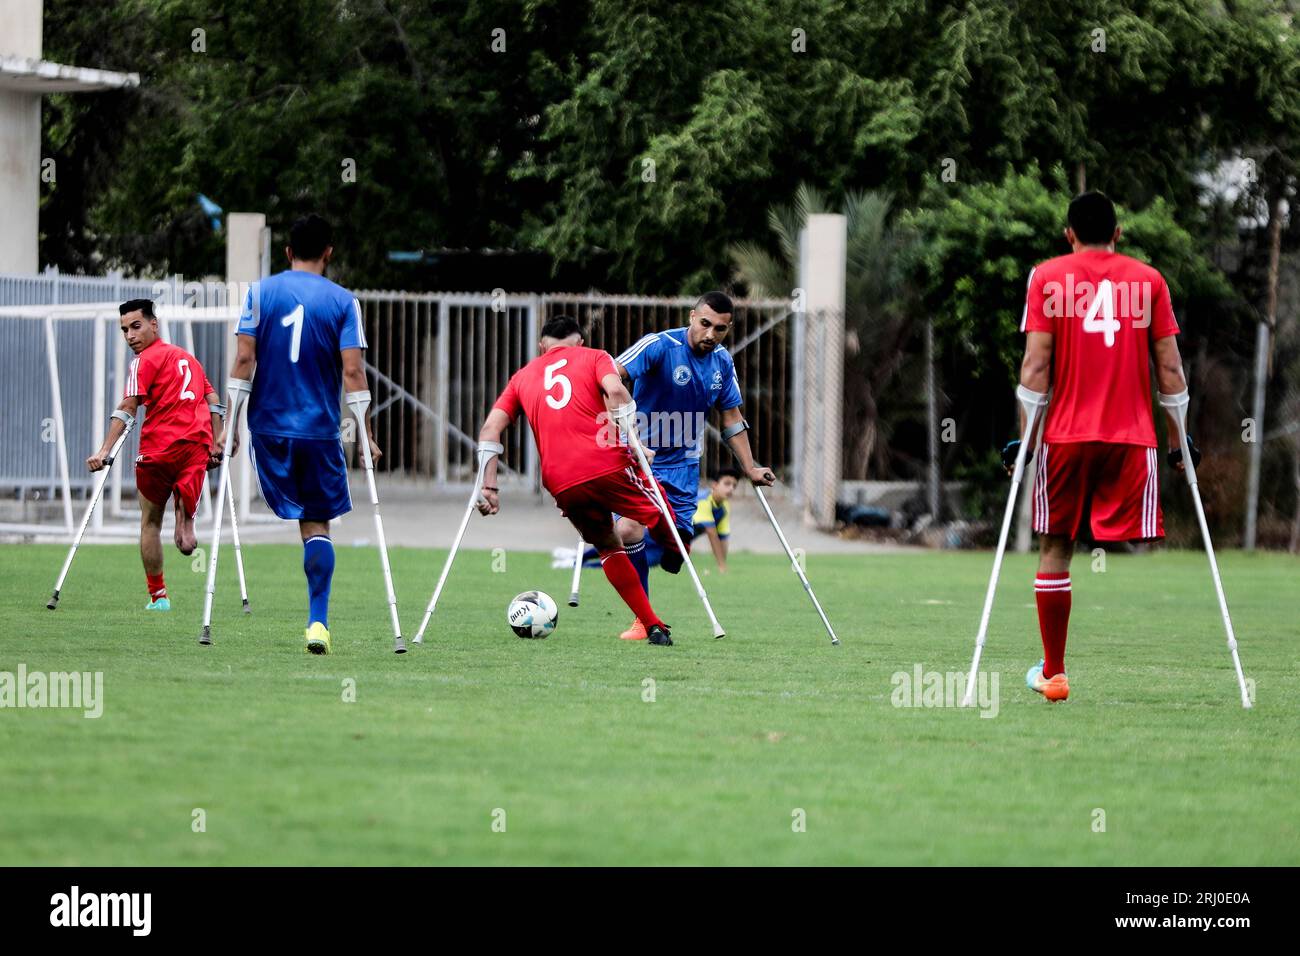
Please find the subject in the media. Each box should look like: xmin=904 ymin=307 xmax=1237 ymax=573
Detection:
xmin=492 ymin=345 xmax=634 ymax=494
xmin=126 ymin=340 xmax=215 ymax=457
xmin=1022 ymin=249 xmax=1180 ymax=447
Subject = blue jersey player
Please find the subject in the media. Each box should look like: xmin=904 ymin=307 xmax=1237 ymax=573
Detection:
xmin=612 ymin=291 xmax=774 ymax=641
xmin=226 ymin=215 xmax=380 ymax=655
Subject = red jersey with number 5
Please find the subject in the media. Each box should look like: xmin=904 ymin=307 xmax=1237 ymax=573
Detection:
xmin=492 ymin=345 xmax=634 ymax=494
xmin=126 ymin=339 xmax=215 ymax=456
xmin=1021 ymin=249 xmax=1180 ymax=447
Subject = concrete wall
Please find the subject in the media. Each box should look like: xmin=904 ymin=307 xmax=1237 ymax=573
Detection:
xmin=0 ymin=0 xmax=44 ymax=58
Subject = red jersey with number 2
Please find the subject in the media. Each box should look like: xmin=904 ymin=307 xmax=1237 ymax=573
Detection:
xmin=126 ymin=339 xmax=215 ymax=457
xmin=492 ymin=345 xmax=634 ymax=495
xmin=1022 ymin=249 xmax=1180 ymax=447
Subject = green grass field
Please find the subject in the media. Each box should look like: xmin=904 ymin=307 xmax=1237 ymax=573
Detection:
xmin=0 ymin=542 xmax=1296 ymax=865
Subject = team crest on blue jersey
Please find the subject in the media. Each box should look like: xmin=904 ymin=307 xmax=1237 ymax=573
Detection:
xmin=673 ymin=364 xmax=692 ymax=386
xmin=711 ymin=370 xmax=723 ymax=390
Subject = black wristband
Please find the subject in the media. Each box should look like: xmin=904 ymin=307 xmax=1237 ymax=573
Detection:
xmin=482 ymin=486 xmax=499 ymax=492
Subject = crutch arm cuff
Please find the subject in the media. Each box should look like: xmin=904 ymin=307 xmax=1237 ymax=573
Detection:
xmin=111 ymin=409 xmax=135 ymax=426
xmin=720 ymin=418 xmax=750 ymax=441
xmin=1158 ymin=388 xmax=1190 ymax=410
xmin=477 ymin=440 xmax=505 ymax=457
xmin=345 ymin=389 xmax=373 ymax=407
xmin=1015 ymin=384 xmax=1050 ymax=407
xmin=208 ymin=403 xmax=227 ymax=421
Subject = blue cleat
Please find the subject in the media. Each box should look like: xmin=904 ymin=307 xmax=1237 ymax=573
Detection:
xmin=145 ymin=597 xmax=171 ymax=612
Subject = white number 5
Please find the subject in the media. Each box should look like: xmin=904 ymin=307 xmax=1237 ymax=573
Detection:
xmin=177 ymin=359 xmax=196 ymax=400
xmin=543 ymin=359 xmax=572 ymax=410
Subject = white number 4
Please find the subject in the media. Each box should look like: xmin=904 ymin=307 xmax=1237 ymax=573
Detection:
xmin=281 ymin=304 xmax=305 ymax=363
xmin=177 ymin=359 xmax=195 ymax=400
xmin=543 ymin=358 xmax=572 ymax=410
xmin=1082 ymin=279 xmax=1120 ymax=347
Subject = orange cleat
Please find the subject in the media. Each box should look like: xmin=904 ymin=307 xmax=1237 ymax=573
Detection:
xmin=1026 ymin=661 xmax=1069 ymax=701
xmin=619 ymin=618 xmax=648 ymax=641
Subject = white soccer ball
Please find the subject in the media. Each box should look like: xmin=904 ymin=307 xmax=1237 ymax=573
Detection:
xmin=507 ymin=590 xmax=559 ymax=639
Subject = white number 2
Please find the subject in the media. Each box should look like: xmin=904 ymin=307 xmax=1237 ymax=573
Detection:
xmin=543 ymin=358 xmax=572 ymax=410
xmin=1082 ymin=279 xmax=1121 ymax=347
xmin=281 ymin=304 xmax=305 ymax=363
xmin=177 ymin=359 xmax=196 ymax=400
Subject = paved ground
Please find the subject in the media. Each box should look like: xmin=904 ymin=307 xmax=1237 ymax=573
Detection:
xmin=13 ymin=475 xmax=918 ymax=555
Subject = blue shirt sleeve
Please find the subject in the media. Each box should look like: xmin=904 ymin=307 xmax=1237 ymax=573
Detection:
xmin=716 ymin=352 xmax=743 ymax=409
xmin=616 ymin=333 xmax=660 ymax=380
xmin=339 ymin=295 xmax=366 ymax=350
xmin=237 ymin=282 xmax=260 ymax=337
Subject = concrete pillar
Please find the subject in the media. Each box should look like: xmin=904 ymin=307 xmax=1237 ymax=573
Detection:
xmin=225 ymin=212 xmax=268 ymax=518
xmin=0 ymin=1 xmax=42 ymax=273
xmin=796 ymin=213 xmax=846 ymax=529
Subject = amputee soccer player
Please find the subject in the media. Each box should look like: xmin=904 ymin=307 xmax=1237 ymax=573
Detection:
xmin=226 ymin=214 xmax=381 ymax=655
xmin=86 ymin=299 xmax=225 ymax=611
xmin=476 ymin=315 xmax=682 ymax=646
xmin=612 ymin=292 xmax=774 ymax=640
xmin=1012 ymin=191 xmax=1195 ymax=701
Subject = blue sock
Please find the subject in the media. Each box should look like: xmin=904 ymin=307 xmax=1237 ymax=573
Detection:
xmin=626 ymin=538 xmax=650 ymax=597
xmin=304 ymin=535 xmax=335 ymax=627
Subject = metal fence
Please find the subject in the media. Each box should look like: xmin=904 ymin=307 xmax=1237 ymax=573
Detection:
xmin=0 ymin=271 xmax=794 ymax=525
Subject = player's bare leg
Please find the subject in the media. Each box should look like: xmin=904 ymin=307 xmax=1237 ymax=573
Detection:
xmin=139 ymin=492 xmax=170 ymax=610
xmin=615 ymin=515 xmax=650 ymax=640
xmin=590 ymin=526 xmax=671 ymax=646
xmin=172 ymin=495 xmax=197 ymax=555
xmin=1029 ymin=533 xmax=1073 ymax=700
xmin=300 ymin=519 xmax=334 ymax=654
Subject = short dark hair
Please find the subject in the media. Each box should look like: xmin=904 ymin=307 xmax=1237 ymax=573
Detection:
xmin=711 ymin=467 xmax=743 ymax=482
xmin=541 ymin=315 xmax=582 ymax=341
xmin=119 ymin=298 xmax=155 ymax=319
xmin=695 ymin=291 xmax=734 ymax=316
xmin=1067 ymin=192 xmax=1117 ymax=245
xmin=289 ymin=214 xmax=333 ymax=261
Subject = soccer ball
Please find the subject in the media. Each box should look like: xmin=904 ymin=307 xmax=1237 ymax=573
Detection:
xmin=507 ymin=590 xmax=558 ymax=639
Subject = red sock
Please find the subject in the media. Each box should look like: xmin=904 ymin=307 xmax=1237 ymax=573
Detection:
xmin=146 ymin=572 xmax=167 ymax=601
xmin=1034 ymin=572 xmax=1071 ymax=678
xmin=600 ymin=550 xmax=663 ymax=627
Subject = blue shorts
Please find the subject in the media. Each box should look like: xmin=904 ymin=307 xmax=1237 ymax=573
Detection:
xmin=655 ymin=475 xmax=699 ymax=536
xmin=250 ymin=433 xmax=352 ymax=522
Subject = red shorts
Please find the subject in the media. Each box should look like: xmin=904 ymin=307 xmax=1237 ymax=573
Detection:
xmin=553 ymin=466 xmax=677 ymax=545
xmin=1032 ymin=441 xmax=1163 ymax=542
xmin=135 ymin=441 xmax=210 ymax=517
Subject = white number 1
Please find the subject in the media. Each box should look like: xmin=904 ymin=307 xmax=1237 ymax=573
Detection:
xmin=543 ymin=359 xmax=572 ymax=410
xmin=1082 ymin=279 xmax=1121 ymax=347
xmin=281 ymin=304 xmax=304 ymax=363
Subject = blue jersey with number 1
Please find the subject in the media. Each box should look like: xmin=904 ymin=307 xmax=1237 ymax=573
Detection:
xmin=237 ymin=271 xmax=367 ymax=440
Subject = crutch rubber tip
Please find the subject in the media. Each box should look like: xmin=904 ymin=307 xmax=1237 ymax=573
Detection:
xmin=46 ymin=590 xmax=59 ymax=610
xmin=412 ymin=634 xmax=424 ymax=645
xmin=241 ymin=599 xmax=251 ymax=615
xmin=394 ymin=636 xmax=407 ymax=654
xmin=198 ymin=625 xmax=212 ymax=646
xmin=568 ymin=594 xmax=579 ymax=607
xmin=831 ymin=637 xmax=841 ymax=646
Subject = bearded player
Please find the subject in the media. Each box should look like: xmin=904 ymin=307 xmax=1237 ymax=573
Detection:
xmin=87 ymin=299 xmax=225 ymax=611
xmin=1012 ymin=191 xmax=1196 ymax=701
xmin=476 ymin=315 xmax=683 ymax=646
xmin=611 ymin=292 xmax=774 ymax=641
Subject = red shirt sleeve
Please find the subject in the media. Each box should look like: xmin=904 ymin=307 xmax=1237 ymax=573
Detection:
xmin=126 ymin=349 xmax=157 ymax=400
xmin=492 ymin=373 xmax=521 ymax=420
xmin=593 ymin=350 xmax=618 ymax=385
xmin=1151 ymin=273 xmax=1179 ymax=339
xmin=1021 ymin=265 xmax=1052 ymax=334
